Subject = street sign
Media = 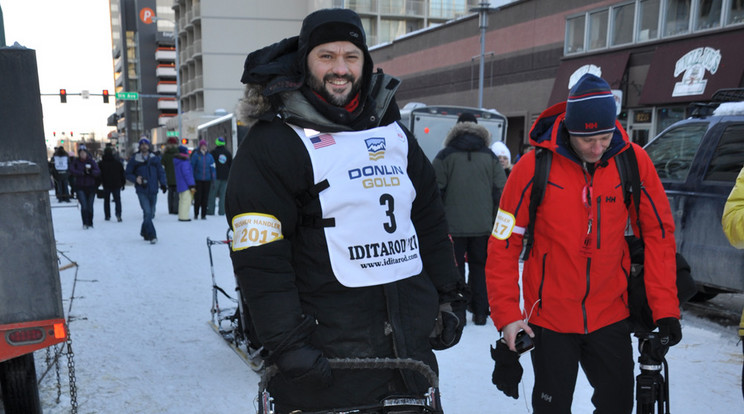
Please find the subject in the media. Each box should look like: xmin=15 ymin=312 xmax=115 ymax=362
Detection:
xmin=166 ymin=131 xmax=179 ymax=137
xmin=81 ymin=90 xmax=90 ymax=99
xmin=115 ymin=92 xmax=139 ymax=100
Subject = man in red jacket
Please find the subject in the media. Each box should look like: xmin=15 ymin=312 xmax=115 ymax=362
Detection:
xmin=485 ymin=73 xmax=682 ymax=413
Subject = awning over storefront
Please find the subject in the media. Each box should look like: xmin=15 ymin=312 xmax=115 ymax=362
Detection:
xmin=548 ymin=52 xmax=630 ymax=106
xmin=639 ymin=31 xmax=744 ymax=105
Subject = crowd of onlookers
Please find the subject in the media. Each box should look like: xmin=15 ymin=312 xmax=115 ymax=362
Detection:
xmin=48 ymin=136 xmax=231 ymax=241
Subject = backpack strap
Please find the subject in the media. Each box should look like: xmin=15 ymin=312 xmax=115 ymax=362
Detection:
xmin=522 ymin=147 xmax=551 ymax=260
xmin=614 ymin=145 xmax=642 ymax=239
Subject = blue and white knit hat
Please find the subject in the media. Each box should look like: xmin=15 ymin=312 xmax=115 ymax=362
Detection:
xmin=564 ymin=74 xmax=616 ymax=136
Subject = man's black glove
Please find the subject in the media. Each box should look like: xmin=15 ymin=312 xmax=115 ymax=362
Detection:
xmin=160 ymin=185 xmax=167 ymax=194
xmin=429 ymin=301 xmax=466 ymax=350
xmin=656 ymin=317 xmax=682 ymax=346
xmin=491 ymin=340 xmax=523 ymax=399
xmin=273 ymin=343 xmax=333 ymax=389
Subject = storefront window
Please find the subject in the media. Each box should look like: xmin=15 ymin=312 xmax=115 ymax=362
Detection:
xmin=663 ymin=0 xmax=691 ymax=37
xmin=695 ymin=0 xmax=722 ymax=30
xmin=638 ymin=0 xmax=661 ymax=41
xmin=588 ymin=9 xmax=609 ymax=50
xmin=656 ymin=107 xmax=686 ymax=134
xmin=566 ymin=15 xmax=586 ymax=54
xmin=727 ymin=0 xmax=744 ymax=24
xmin=611 ymin=2 xmax=636 ymax=46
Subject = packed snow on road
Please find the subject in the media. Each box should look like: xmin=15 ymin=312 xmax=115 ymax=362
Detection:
xmin=21 ymin=188 xmax=743 ymax=413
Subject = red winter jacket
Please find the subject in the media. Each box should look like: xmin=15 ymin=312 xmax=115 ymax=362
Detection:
xmin=486 ymin=102 xmax=680 ymax=334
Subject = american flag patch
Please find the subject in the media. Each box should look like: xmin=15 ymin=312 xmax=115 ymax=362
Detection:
xmin=310 ymin=134 xmax=336 ymax=149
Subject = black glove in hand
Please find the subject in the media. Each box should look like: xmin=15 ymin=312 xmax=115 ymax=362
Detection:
xmin=429 ymin=301 xmax=466 ymax=350
xmin=491 ymin=340 xmax=523 ymax=399
xmin=274 ymin=343 xmax=333 ymax=389
xmin=656 ymin=317 xmax=682 ymax=346
xmin=160 ymin=185 xmax=167 ymax=194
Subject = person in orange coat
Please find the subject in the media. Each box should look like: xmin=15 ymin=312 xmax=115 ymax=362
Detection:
xmin=486 ymin=74 xmax=681 ymax=412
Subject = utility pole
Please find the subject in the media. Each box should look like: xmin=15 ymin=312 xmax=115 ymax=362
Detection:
xmin=470 ymin=1 xmax=497 ymax=109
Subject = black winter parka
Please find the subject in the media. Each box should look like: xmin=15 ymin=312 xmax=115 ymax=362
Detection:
xmin=225 ymin=76 xmax=463 ymax=411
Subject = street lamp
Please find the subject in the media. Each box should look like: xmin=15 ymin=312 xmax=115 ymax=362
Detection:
xmin=152 ymin=16 xmax=182 ymax=143
xmin=469 ymin=1 xmax=498 ymax=109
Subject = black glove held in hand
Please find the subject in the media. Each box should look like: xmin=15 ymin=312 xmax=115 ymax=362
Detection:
xmin=160 ymin=185 xmax=168 ymax=194
xmin=657 ymin=317 xmax=682 ymax=346
xmin=491 ymin=340 xmax=523 ymax=399
xmin=274 ymin=344 xmax=333 ymax=389
xmin=429 ymin=301 xmax=466 ymax=350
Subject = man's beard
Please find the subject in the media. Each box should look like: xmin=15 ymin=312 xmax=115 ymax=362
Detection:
xmin=307 ymin=73 xmax=362 ymax=107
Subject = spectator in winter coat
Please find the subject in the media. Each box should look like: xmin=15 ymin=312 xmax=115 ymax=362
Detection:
xmin=161 ymin=137 xmax=180 ymax=215
xmin=125 ymin=137 xmax=167 ymax=244
xmin=721 ymin=165 xmax=744 ymax=400
xmin=190 ymin=140 xmax=216 ymax=220
xmin=51 ymin=146 xmax=72 ymax=202
xmin=490 ymin=141 xmax=512 ymax=176
xmin=207 ymin=136 xmax=232 ymax=216
xmin=174 ymin=145 xmax=196 ymax=221
xmin=99 ymin=146 xmax=126 ymax=222
xmin=432 ymin=113 xmax=506 ymax=325
xmin=226 ymin=9 xmax=467 ymax=413
xmin=69 ymin=147 xmax=101 ymax=229
xmin=486 ymin=74 xmax=681 ymax=411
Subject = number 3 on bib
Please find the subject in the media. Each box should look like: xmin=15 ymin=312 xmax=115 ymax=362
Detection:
xmin=380 ymin=193 xmax=397 ymax=233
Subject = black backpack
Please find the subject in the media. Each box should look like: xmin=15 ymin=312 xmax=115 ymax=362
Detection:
xmin=523 ymin=145 xmax=696 ymax=332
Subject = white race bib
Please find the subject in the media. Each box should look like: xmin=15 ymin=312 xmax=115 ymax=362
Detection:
xmin=293 ymin=124 xmax=423 ymax=287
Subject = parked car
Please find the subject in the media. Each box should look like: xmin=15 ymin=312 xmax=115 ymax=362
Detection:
xmin=643 ymin=90 xmax=744 ymax=301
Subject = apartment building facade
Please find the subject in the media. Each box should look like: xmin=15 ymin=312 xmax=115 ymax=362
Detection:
xmin=110 ymin=0 xmax=484 ymax=154
xmin=369 ymin=0 xmax=744 ymax=157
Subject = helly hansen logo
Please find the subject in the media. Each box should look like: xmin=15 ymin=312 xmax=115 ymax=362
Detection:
xmin=585 ymin=122 xmax=598 ymax=130
xmin=606 ymin=196 xmax=616 ymax=203
xmin=541 ymin=392 xmax=553 ymax=402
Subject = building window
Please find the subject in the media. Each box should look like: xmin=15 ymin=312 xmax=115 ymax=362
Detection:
xmin=566 ymin=14 xmax=586 ymax=54
xmin=638 ymin=0 xmax=661 ymax=41
xmin=611 ymin=2 xmax=636 ymax=46
xmin=663 ymin=0 xmax=691 ymax=37
xmin=588 ymin=9 xmax=609 ymax=50
xmin=379 ymin=19 xmax=407 ymax=44
xmin=695 ymin=0 xmax=723 ymax=30
xmin=727 ymin=0 xmax=744 ymax=24
xmin=380 ymin=0 xmax=406 ymax=14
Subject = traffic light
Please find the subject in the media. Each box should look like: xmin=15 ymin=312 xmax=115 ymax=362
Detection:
xmin=59 ymin=89 xmax=67 ymax=103
xmin=103 ymin=89 xmax=109 ymax=103
xmin=181 ymin=138 xmax=187 ymax=145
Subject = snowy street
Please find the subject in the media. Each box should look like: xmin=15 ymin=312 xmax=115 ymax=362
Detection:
xmin=25 ymin=186 xmax=744 ymax=413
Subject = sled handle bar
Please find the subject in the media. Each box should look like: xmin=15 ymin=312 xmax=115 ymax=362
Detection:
xmin=259 ymin=357 xmax=439 ymax=392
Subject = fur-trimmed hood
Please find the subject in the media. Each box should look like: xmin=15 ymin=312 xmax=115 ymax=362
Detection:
xmin=443 ymin=121 xmax=492 ymax=150
xmin=237 ymin=71 xmax=402 ymax=133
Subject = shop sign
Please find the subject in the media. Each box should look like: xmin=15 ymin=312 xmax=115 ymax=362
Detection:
xmin=672 ymin=47 xmax=721 ymax=97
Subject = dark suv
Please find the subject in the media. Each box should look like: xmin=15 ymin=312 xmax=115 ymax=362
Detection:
xmin=643 ymin=90 xmax=744 ymax=300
